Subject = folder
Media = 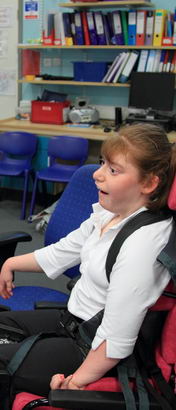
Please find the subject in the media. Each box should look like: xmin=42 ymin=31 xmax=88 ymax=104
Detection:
xmin=106 ymin=12 xmax=114 ymax=44
xmin=94 ymin=11 xmax=106 ymax=45
xmin=54 ymin=13 xmax=62 ymax=46
xmin=43 ymin=12 xmax=55 ymax=45
xmin=162 ymin=12 xmax=173 ymax=46
xmin=119 ymin=51 xmax=139 ymax=83
xmin=137 ymin=49 xmax=149 ymax=72
xmin=74 ymin=12 xmax=84 ymax=45
xmin=162 ymin=50 xmax=169 ymax=72
xmin=113 ymin=52 xmax=130 ymax=83
xmin=54 ymin=12 xmax=65 ymax=46
xmin=171 ymin=50 xmax=176 ymax=72
xmin=81 ymin=11 xmax=90 ymax=45
xmin=120 ymin=11 xmax=128 ymax=45
xmin=145 ymin=10 xmax=154 ymax=45
xmin=70 ymin=13 xmax=76 ymax=45
xmin=22 ymin=50 xmax=40 ymax=76
xmin=158 ymin=50 xmax=166 ymax=72
xmin=63 ymin=13 xmax=73 ymax=46
xmin=136 ymin=10 xmax=146 ymax=46
xmin=145 ymin=49 xmax=156 ymax=72
xmin=152 ymin=49 xmax=162 ymax=72
xmin=86 ymin=12 xmax=98 ymax=45
xmin=128 ymin=10 xmax=136 ymax=45
xmin=166 ymin=51 xmax=174 ymax=73
xmin=153 ymin=9 xmax=167 ymax=47
xmin=173 ymin=8 xmax=176 ymax=46
xmin=112 ymin=11 xmax=124 ymax=45
xmin=102 ymin=14 xmax=111 ymax=45
xmin=102 ymin=52 xmax=125 ymax=82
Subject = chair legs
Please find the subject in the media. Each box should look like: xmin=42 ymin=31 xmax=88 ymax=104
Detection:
xmin=29 ymin=175 xmax=38 ymax=218
xmin=20 ymin=171 xmax=30 ymax=220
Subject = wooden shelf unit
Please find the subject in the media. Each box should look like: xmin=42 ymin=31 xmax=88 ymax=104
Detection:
xmin=59 ymin=1 xmax=154 ymax=9
xmin=18 ymin=44 xmax=176 ymax=50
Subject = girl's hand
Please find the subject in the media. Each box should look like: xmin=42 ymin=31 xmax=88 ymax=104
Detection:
xmin=50 ymin=373 xmax=85 ymax=390
xmin=0 ymin=261 xmax=15 ymax=299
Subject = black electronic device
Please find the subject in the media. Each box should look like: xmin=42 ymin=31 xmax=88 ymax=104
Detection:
xmin=126 ymin=72 xmax=175 ymax=131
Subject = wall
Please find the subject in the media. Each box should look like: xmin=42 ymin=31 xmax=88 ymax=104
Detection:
xmin=21 ymin=0 xmax=176 ymax=116
xmin=0 ymin=0 xmax=18 ymax=119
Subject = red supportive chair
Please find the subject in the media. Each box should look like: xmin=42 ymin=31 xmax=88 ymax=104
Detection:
xmin=0 ymin=132 xmax=37 ymax=220
xmin=12 ymin=282 xmax=176 ymax=410
xmin=29 ymin=135 xmax=89 ymax=218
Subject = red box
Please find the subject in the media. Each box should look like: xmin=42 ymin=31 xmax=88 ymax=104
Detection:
xmin=31 ymin=100 xmax=70 ymax=125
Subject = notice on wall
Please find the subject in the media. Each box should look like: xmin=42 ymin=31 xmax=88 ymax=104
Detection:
xmin=0 ymin=70 xmax=16 ymax=95
xmin=24 ymin=1 xmax=39 ymax=20
xmin=0 ymin=30 xmax=8 ymax=58
xmin=0 ymin=7 xmax=12 ymax=27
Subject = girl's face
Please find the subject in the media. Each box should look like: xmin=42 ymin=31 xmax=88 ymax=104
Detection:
xmin=93 ymin=153 xmax=157 ymax=217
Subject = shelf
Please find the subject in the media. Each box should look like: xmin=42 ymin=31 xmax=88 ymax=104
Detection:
xmin=59 ymin=1 xmax=154 ymax=8
xmin=18 ymin=79 xmax=130 ymax=87
xmin=18 ymin=44 xmax=176 ymax=50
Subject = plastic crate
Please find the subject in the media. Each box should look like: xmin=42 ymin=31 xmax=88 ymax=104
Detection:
xmin=31 ymin=100 xmax=70 ymax=125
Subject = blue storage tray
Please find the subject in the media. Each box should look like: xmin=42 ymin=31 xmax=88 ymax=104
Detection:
xmin=73 ymin=62 xmax=108 ymax=82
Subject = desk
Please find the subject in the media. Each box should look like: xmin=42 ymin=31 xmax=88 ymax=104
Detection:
xmin=0 ymin=118 xmax=113 ymax=141
xmin=0 ymin=117 xmax=176 ymax=142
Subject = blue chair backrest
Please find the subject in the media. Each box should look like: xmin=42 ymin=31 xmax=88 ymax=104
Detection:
xmin=45 ymin=163 xmax=99 ymax=278
xmin=0 ymin=132 xmax=37 ymax=157
xmin=48 ymin=136 xmax=88 ymax=165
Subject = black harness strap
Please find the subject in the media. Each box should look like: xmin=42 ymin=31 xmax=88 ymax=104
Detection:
xmin=105 ymin=210 xmax=170 ymax=282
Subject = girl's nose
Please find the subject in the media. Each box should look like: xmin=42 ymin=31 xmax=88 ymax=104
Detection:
xmin=93 ymin=166 xmax=105 ymax=181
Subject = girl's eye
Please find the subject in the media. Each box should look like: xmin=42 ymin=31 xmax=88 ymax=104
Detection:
xmin=109 ymin=167 xmax=119 ymax=175
xmin=99 ymin=157 xmax=105 ymax=166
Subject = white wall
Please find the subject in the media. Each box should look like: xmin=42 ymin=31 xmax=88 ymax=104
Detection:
xmin=0 ymin=0 xmax=18 ymax=120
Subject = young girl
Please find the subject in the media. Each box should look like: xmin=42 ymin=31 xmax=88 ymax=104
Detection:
xmin=0 ymin=123 xmax=175 ymax=398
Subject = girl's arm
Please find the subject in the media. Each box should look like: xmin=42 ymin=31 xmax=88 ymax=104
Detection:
xmin=0 ymin=253 xmax=43 ymax=299
xmin=50 ymin=340 xmax=119 ymax=390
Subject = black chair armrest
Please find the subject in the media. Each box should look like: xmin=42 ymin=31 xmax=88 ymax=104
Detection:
xmin=48 ymin=389 xmax=123 ymax=409
xmin=0 ymin=231 xmax=32 ymax=246
xmin=35 ymin=301 xmax=67 ymax=310
xmin=0 ymin=231 xmax=32 ymax=270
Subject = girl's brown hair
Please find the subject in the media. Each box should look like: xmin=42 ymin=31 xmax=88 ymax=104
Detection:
xmin=101 ymin=123 xmax=176 ymax=211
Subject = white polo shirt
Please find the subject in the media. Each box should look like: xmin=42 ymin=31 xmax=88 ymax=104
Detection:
xmin=34 ymin=204 xmax=173 ymax=359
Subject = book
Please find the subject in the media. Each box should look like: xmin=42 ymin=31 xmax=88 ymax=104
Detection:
xmin=119 ymin=51 xmax=139 ymax=83
xmin=102 ymin=53 xmax=124 ymax=82
xmin=113 ymin=52 xmax=130 ymax=83
xmin=158 ymin=49 xmax=166 ymax=72
xmin=137 ymin=49 xmax=149 ymax=72
xmin=152 ymin=49 xmax=162 ymax=72
xmin=145 ymin=49 xmax=156 ymax=72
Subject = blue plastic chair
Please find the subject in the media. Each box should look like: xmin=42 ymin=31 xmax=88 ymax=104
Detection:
xmin=29 ymin=135 xmax=89 ymax=217
xmin=0 ymin=164 xmax=99 ymax=310
xmin=0 ymin=132 xmax=37 ymax=220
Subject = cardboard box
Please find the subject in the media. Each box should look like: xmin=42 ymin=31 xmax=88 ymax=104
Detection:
xmin=31 ymin=100 xmax=70 ymax=125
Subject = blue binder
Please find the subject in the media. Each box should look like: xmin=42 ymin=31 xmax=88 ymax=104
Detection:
xmin=94 ymin=11 xmax=106 ymax=45
xmin=128 ymin=10 xmax=136 ymax=45
xmin=74 ymin=12 xmax=84 ymax=45
xmin=112 ymin=11 xmax=124 ymax=45
xmin=86 ymin=12 xmax=98 ymax=45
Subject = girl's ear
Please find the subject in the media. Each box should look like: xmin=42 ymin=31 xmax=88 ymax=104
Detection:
xmin=141 ymin=174 xmax=160 ymax=195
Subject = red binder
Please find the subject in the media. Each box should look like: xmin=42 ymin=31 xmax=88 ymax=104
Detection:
xmin=81 ymin=11 xmax=90 ymax=45
xmin=136 ymin=10 xmax=147 ymax=46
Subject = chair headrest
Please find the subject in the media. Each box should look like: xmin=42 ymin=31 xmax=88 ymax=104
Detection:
xmin=167 ymin=176 xmax=176 ymax=210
